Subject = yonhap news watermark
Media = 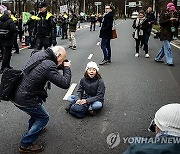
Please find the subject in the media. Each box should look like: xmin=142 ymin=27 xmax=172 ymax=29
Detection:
xmin=106 ymin=132 xmax=180 ymax=149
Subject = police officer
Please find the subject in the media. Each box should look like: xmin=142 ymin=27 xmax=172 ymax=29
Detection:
xmin=0 ymin=10 xmax=17 ymax=73
xmin=33 ymin=2 xmax=57 ymax=50
xmin=90 ymin=13 xmax=96 ymax=31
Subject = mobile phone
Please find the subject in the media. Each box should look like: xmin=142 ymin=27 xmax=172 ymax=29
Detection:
xmin=148 ymin=119 xmax=156 ymax=132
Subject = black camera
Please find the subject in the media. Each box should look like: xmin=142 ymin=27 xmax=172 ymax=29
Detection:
xmin=57 ymin=59 xmax=69 ymax=70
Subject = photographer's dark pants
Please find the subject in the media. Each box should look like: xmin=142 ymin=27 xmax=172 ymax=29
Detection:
xmin=34 ymin=37 xmax=52 ymax=50
xmin=1 ymin=45 xmax=12 ymax=70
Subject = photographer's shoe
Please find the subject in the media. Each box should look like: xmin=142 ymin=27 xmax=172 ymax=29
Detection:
xmin=19 ymin=144 xmax=44 ymax=153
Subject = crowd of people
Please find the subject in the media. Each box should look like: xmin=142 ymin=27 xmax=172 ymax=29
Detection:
xmin=0 ymin=1 xmax=180 ymax=153
xmin=132 ymin=3 xmax=179 ymax=66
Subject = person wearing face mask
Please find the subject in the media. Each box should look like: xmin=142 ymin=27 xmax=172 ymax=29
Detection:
xmin=154 ymin=2 xmax=178 ymax=66
xmin=66 ymin=61 xmax=106 ymax=117
xmin=132 ymin=10 xmax=149 ymax=58
xmin=123 ymin=103 xmax=180 ymax=154
xmin=33 ymin=2 xmax=57 ymax=51
xmin=13 ymin=46 xmax=71 ymax=153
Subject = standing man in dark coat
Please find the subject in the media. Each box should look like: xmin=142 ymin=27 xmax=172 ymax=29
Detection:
xmin=0 ymin=10 xmax=17 ymax=73
xmin=13 ymin=46 xmax=71 ymax=153
xmin=99 ymin=4 xmax=113 ymax=65
xmin=33 ymin=2 xmax=57 ymax=51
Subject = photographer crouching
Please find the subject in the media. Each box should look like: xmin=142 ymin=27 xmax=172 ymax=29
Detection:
xmin=13 ymin=46 xmax=71 ymax=153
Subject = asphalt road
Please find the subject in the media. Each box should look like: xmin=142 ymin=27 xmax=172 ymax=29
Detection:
xmin=0 ymin=19 xmax=180 ymax=154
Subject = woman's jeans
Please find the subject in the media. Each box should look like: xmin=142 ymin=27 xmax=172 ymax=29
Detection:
xmin=16 ymin=104 xmax=49 ymax=147
xmin=101 ymin=38 xmax=111 ymax=60
xmin=67 ymin=95 xmax=103 ymax=111
xmin=155 ymin=40 xmax=173 ymax=64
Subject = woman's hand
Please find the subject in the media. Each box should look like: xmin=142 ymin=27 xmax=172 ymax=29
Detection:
xmin=75 ymin=99 xmax=87 ymax=105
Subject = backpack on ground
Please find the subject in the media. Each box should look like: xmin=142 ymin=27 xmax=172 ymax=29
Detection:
xmin=69 ymin=103 xmax=89 ymax=118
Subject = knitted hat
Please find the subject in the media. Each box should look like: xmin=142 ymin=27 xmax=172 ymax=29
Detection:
xmin=154 ymin=104 xmax=180 ymax=134
xmin=169 ymin=6 xmax=175 ymax=11
xmin=85 ymin=61 xmax=99 ymax=72
xmin=166 ymin=2 xmax=174 ymax=10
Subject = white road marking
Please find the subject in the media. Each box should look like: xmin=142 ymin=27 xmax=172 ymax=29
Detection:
xmin=88 ymin=54 xmax=93 ymax=59
xmin=151 ymin=32 xmax=180 ymax=49
xmin=170 ymin=42 xmax=180 ymax=49
xmin=63 ymin=83 xmax=77 ymax=100
xmin=97 ymin=42 xmax=100 ymax=46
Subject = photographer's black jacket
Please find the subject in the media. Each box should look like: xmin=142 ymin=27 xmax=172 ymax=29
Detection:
xmin=14 ymin=48 xmax=71 ymax=107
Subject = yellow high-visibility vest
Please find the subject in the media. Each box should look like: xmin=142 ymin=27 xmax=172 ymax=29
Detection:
xmin=36 ymin=12 xmax=53 ymax=20
xmin=11 ymin=15 xmax=17 ymax=21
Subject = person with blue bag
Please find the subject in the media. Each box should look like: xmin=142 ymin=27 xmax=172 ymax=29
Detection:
xmin=66 ymin=61 xmax=106 ymax=118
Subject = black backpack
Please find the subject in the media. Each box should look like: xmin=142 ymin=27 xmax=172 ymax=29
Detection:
xmin=0 ymin=59 xmax=45 ymax=101
xmin=69 ymin=103 xmax=89 ymax=118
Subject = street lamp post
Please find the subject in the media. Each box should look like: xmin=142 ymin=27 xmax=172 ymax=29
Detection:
xmin=83 ymin=0 xmax=85 ymax=13
xmin=125 ymin=0 xmax=127 ymax=16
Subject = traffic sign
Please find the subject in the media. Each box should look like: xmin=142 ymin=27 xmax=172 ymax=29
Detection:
xmin=94 ymin=2 xmax=101 ymax=6
xmin=129 ymin=2 xmax=136 ymax=7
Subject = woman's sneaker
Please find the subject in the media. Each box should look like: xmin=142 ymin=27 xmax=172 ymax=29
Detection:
xmin=89 ymin=110 xmax=97 ymax=116
xmin=145 ymin=54 xmax=150 ymax=58
xmin=135 ymin=53 xmax=139 ymax=57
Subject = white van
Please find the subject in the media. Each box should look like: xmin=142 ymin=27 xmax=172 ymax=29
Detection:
xmin=131 ymin=12 xmax=139 ymax=19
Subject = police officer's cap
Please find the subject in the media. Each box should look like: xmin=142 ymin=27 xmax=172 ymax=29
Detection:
xmin=39 ymin=2 xmax=47 ymax=8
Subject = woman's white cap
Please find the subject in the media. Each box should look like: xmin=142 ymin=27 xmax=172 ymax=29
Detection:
xmin=85 ymin=61 xmax=99 ymax=72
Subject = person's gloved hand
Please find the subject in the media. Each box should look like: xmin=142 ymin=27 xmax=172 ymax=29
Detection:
xmin=52 ymin=40 xmax=57 ymax=46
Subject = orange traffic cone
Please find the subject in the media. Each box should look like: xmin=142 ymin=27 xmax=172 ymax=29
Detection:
xmin=21 ymin=36 xmax=27 ymax=48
